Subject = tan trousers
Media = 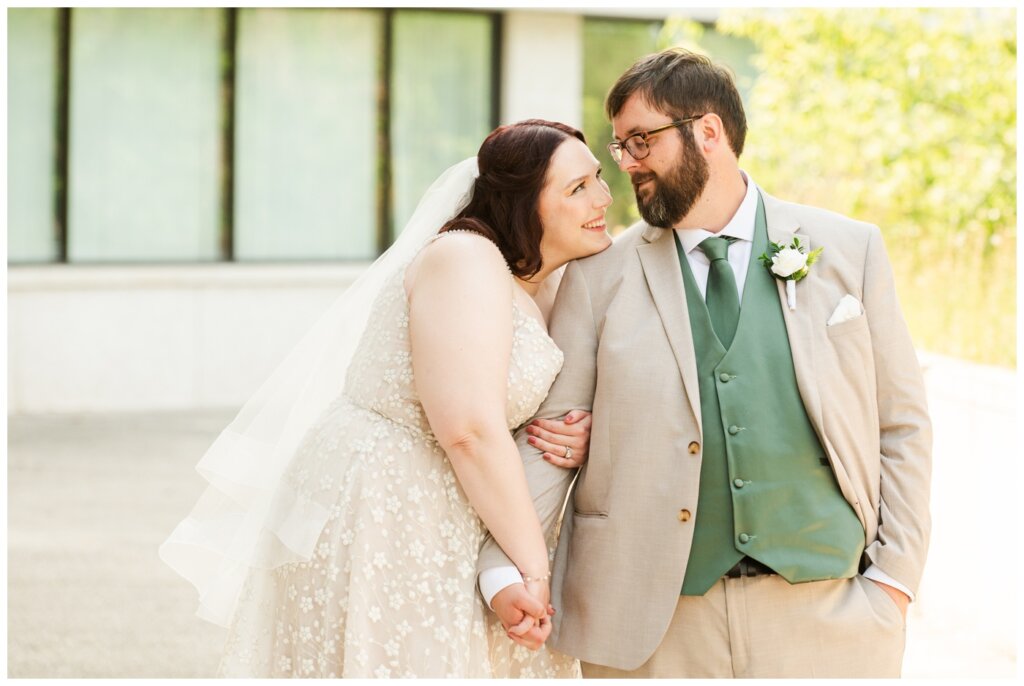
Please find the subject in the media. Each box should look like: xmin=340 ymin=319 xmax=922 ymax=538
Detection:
xmin=581 ymin=574 xmax=906 ymax=678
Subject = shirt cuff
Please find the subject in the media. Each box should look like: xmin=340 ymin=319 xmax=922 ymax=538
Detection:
xmin=862 ymin=564 xmax=915 ymax=601
xmin=479 ymin=566 xmax=524 ymax=610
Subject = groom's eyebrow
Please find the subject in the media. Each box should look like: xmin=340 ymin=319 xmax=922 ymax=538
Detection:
xmin=614 ymin=125 xmax=643 ymax=139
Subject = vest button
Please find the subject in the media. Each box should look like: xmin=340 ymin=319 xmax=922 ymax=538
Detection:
xmin=719 ymin=372 xmax=731 ymax=382
xmin=678 ymin=509 xmax=692 ymax=522
xmin=733 ymin=478 xmax=745 ymax=488
xmin=687 ymin=441 xmax=700 ymax=455
xmin=738 ymin=533 xmax=751 ymax=544
xmin=728 ymin=425 xmax=740 ymax=435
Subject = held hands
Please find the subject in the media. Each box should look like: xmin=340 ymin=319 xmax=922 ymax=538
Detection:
xmin=493 ymin=409 xmax=588 ymax=649
xmin=491 ymin=580 xmax=555 ymax=651
xmin=526 ymin=410 xmax=592 ymax=469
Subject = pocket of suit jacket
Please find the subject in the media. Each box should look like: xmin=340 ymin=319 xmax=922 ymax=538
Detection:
xmin=572 ymin=509 xmax=608 ymax=519
xmin=825 ymin=312 xmax=869 ymax=338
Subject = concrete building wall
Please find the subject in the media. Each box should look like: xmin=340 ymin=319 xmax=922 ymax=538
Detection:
xmin=7 ymin=266 xmax=364 ymax=413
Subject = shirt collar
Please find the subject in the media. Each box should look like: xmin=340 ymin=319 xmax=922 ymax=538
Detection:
xmin=676 ymin=171 xmax=758 ymax=255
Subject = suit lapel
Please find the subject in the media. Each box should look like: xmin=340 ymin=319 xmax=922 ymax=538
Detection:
xmin=762 ymin=194 xmax=827 ymax=446
xmin=637 ymin=225 xmax=702 ymax=427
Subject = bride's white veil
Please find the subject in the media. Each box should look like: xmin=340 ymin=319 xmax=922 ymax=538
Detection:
xmin=159 ymin=157 xmax=480 ymax=627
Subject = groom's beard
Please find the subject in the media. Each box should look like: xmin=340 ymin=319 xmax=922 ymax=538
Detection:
xmin=631 ymin=134 xmax=709 ymax=229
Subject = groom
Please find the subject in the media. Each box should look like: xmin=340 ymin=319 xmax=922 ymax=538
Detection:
xmin=478 ymin=48 xmax=931 ymax=677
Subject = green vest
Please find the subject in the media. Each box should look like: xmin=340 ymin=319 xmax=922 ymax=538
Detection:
xmin=678 ymin=193 xmax=864 ymax=596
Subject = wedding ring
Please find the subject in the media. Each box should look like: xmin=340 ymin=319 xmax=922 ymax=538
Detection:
xmin=563 ymin=445 xmax=573 ymax=460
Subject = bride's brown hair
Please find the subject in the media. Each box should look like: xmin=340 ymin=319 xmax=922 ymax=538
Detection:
xmin=440 ymin=119 xmax=586 ymax=279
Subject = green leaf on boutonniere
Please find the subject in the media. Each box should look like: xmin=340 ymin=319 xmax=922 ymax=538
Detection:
xmin=757 ymin=241 xmax=784 ymax=269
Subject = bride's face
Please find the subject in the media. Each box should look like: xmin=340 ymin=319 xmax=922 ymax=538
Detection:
xmin=536 ymin=138 xmax=613 ymax=268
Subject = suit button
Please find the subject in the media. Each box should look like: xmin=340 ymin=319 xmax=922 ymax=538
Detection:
xmin=738 ymin=533 xmax=751 ymax=544
xmin=728 ymin=425 xmax=740 ymax=435
xmin=687 ymin=441 xmax=700 ymax=455
xmin=733 ymin=478 xmax=745 ymax=489
xmin=719 ymin=372 xmax=731 ymax=382
xmin=678 ymin=509 xmax=692 ymax=522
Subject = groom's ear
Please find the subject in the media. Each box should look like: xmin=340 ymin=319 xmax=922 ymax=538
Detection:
xmin=695 ymin=113 xmax=729 ymax=156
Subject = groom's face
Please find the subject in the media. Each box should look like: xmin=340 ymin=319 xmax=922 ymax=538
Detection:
xmin=611 ymin=93 xmax=709 ymax=229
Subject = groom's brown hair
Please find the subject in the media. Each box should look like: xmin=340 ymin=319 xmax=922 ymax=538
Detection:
xmin=606 ymin=48 xmax=747 ymax=158
xmin=441 ymin=119 xmax=585 ymax=279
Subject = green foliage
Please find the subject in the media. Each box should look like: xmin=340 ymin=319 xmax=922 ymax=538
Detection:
xmin=679 ymin=8 xmax=1015 ymax=366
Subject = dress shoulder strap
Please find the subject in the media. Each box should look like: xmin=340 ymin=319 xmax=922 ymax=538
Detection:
xmin=424 ymin=228 xmax=489 ymax=244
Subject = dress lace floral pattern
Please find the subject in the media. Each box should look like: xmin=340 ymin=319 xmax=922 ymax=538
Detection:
xmin=218 ymin=248 xmax=577 ymax=678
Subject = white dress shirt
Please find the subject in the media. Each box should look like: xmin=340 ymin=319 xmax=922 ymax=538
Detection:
xmin=479 ymin=172 xmax=912 ymax=608
xmin=675 ymin=169 xmax=758 ymax=303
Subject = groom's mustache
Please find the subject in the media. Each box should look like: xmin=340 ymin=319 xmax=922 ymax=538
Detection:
xmin=630 ymin=172 xmax=657 ymax=192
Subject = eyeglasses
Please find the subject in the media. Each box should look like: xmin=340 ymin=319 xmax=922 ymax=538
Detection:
xmin=607 ymin=115 xmax=706 ymax=163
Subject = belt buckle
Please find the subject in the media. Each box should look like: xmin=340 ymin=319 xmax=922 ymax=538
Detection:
xmin=725 ymin=557 xmax=764 ymax=579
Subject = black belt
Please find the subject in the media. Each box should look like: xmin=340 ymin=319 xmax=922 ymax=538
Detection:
xmin=724 ymin=556 xmax=776 ymax=578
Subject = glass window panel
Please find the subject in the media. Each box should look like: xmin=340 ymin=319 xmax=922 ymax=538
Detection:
xmin=67 ymin=8 xmax=222 ymax=261
xmin=234 ymin=8 xmax=381 ymax=261
xmin=391 ymin=11 xmax=494 ymax=240
xmin=8 ymin=8 xmax=60 ymax=263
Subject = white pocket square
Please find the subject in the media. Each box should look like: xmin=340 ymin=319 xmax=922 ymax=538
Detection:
xmin=827 ymin=294 xmax=864 ymax=326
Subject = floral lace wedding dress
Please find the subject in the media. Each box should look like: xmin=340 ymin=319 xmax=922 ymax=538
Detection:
xmin=218 ymin=242 xmax=580 ymax=678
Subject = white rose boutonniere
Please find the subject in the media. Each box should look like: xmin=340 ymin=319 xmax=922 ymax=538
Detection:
xmin=769 ymin=247 xmax=809 ymax=278
xmin=758 ymin=237 xmax=823 ymax=310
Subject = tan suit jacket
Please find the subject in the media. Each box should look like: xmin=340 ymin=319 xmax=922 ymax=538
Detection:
xmin=478 ymin=191 xmax=932 ymax=670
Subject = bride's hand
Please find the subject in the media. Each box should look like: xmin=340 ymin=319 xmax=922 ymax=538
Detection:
xmin=526 ymin=410 xmax=592 ymax=469
xmin=510 ymin=578 xmax=553 ymax=650
xmin=523 ymin=577 xmax=551 ymax=615
xmin=494 ymin=579 xmax=553 ymax=651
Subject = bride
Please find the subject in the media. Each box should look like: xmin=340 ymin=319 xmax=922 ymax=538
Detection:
xmin=160 ymin=119 xmax=613 ymax=677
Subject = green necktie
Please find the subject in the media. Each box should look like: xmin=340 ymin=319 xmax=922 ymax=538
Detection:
xmin=698 ymin=236 xmax=740 ymax=348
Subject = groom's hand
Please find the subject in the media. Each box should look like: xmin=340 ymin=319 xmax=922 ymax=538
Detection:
xmin=491 ymin=583 xmax=554 ymax=650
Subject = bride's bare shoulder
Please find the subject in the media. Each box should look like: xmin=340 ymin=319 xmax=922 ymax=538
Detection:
xmin=405 ymin=231 xmax=510 ymax=298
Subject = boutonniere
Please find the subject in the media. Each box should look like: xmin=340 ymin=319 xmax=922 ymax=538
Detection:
xmin=757 ymin=237 xmax=823 ymax=310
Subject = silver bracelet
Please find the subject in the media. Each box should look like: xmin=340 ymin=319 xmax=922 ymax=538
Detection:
xmin=521 ymin=572 xmax=551 ymax=583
